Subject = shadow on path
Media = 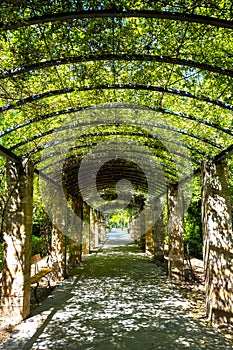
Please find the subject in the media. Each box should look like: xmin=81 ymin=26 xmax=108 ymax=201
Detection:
xmin=1 ymin=230 xmax=232 ymax=350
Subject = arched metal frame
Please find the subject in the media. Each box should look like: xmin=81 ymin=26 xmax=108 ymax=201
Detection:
xmin=1 ymin=54 xmax=233 ymax=79
xmin=0 ymin=5 xmax=233 ymax=202
xmin=1 ymin=10 xmax=233 ymax=31
xmin=0 ymin=104 xmax=232 ymax=138
xmin=10 ymin=122 xmax=222 ymax=151
xmin=1 ymin=84 xmax=233 ymax=113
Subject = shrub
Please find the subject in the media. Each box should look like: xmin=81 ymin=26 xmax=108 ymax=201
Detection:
xmin=183 ymin=199 xmax=203 ymax=259
xmin=0 ymin=238 xmax=47 ymax=272
xmin=31 ymin=236 xmax=47 ymax=257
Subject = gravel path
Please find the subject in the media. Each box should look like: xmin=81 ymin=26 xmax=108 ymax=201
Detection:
xmin=0 ymin=229 xmax=232 ymax=350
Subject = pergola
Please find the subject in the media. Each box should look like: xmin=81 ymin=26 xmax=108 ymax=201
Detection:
xmin=0 ymin=1 xmax=232 ymax=325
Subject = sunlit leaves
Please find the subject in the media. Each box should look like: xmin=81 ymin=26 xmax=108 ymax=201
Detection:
xmin=0 ymin=1 xmax=232 ymax=183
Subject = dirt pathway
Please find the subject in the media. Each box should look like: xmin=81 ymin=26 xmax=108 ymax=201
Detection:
xmin=0 ymin=230 xmax=232 ymax=349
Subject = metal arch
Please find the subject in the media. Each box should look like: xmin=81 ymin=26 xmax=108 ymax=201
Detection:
xmin=0 ymin=7 xmax=232 ymax=197
xmin=50 ymin=151 xmax=183 ymax=191
xmin=0 ymin=144 xmax=57 ymax=186
xmin=1 ymin=10 xmax=233 ymax=31
xmin=34 ymin=137 xmax=203 ymax=171
xmin=4 ymin=139 xmax=233 ymax=192
xmin=30 ymin=133 xmax=207 ymax=165
xmin=36 ymin=153 xmax=194 ymax=193
xmin=10 ymin=126 xmax=212 ymax=188
xmin=1 ymin=54 xmax=233 ymax=79
xmin=0 ymin=106 xmax=89 ymax=137
xmin=0 ymin=107 xmax=212 ymax=184
xmin=215 ymin=143 xmax=233 ymax=164
xmin=40 ymin=152 xmax=183 ymax=180
xmin=0 ymin=144 xmax=21 ymax=163
xmin=1 ymin=104 xmax=232 ymax=139
xmin=42 ymin=146 xmax=182 ymax=190
xmin=0 ymin=87 xmax=74 ymax=113
xmin=32 ymin=141 xmax=233 ymax=190
xmin=1 ymin=84 xmax=233 ymax=114
xmin=9 ymin=121 xmax=222 ymax=152
xmin=63 ymin=171 xmax=167 ymax=197
xmin=39 ymin=143 xmax=191 ymax=174
xmin=77 ymin=84 xmax=233 ymax=111
xmin=54 ymin=151 xmax=187 ymax=198
xmin=65 ymin=169 xmax=178 ymax=192
xmin=13 ymin=130 xmax=212 ymax=169
xmin=27 ymin=130 xmax=196 ymax=179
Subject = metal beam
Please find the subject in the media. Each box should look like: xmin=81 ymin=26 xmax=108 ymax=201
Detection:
xmin=1 ymin=84 xmax=232 ymax=114
xmin=0 ymin=144 xmax=21 ymax=163
xmin=1 ymin=10 xmax=233 ymax=31
xmin=0 ymin=144 xmax=57 ymax=186
xmin=214 ymin=143 xmax=233 ymax=163
xmin=1 ymin=54 xmax=233 ymax=79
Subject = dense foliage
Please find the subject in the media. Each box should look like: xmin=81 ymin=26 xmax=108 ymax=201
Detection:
xmin=183 ymin=178 xmax=202 ymax=258
xmin=0 ymin=1 xmax=232 ymax=260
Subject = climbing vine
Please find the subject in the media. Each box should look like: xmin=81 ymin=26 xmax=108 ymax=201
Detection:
xmin=0 ymin=1 xmax=232 ymax=262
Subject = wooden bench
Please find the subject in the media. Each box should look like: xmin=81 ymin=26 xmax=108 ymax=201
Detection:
xmin=30 ymin=254 xmax=53 ymax=302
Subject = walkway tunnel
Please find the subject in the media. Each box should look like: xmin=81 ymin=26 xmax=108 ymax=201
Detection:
xmin=0 ymin=1 xmax=232 ymax=330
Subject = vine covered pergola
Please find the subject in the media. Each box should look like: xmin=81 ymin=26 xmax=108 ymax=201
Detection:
xmin=0 ymin=1 xmax=232 ymax=326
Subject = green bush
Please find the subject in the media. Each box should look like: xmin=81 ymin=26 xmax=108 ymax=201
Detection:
xmin=31 ymin=236 xmax=47 ymax=257
xmin=182 ymin=178 xmax=203 ymax=259
xmin=0 ymin=238 xmax=47 ymax=272
xmin=184 ymin=228 xmax=203 ymax=259
xmin=183 ymin=200 xmax=203 ymax=259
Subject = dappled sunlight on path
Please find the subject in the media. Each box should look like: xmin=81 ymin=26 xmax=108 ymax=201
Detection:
xmin=1 ymin=230 xmax=232 ymax=350
xmin=102 ymin=228 xmax=134 ymax=247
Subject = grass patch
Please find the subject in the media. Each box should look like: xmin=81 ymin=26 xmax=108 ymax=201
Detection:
xmin=69 ymin=243 xmax=153 ymax=280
